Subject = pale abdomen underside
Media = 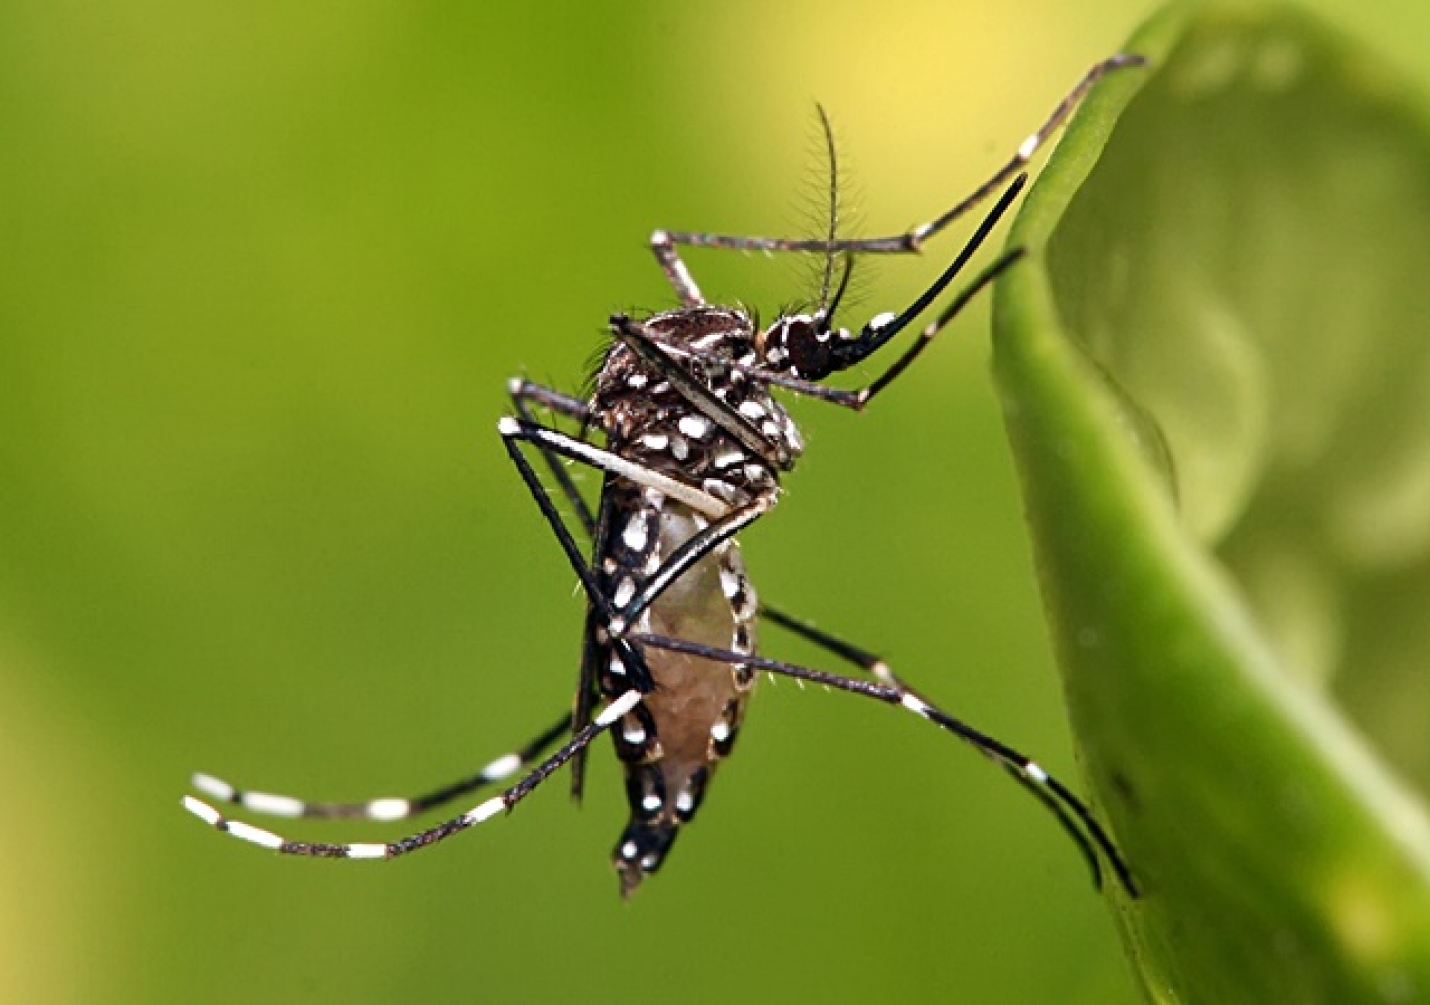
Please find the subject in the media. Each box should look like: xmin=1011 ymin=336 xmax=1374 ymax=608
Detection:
xmin=596 ymin=491 xmax=757 ymax=894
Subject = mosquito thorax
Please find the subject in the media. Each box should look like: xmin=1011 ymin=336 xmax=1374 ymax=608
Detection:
xmin=593 ymin=306 xmax=805 ymax=502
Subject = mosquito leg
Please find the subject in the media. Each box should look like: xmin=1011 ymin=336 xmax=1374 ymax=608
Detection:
xmin=500 ymin=420 xmax=661 ymax=696
xmin=504 ymin=380 xmax=609 ymax=789
xmin=849 ymin=248 xmax=1023 ymax=408
xmin=509 ymin=378 xmax=597 ymax=536
xmin=499 ymin=412 xmax=770 ymax=792
xmin=182 ymin=692 xmax=642 ymax=860
xmin=190 ymin=712 xmax=572 ymax=824
xmin=625 ymin=631 xmax=1138 ymax=897
xmin=608 ymin=491 xmax=778 ymax=636
xmin=891 ymin=53 xmax=1145 ymax=253
xmin=758 ymin=604 xmax=1113 ymax=887
xmin=509 ymin=378 xmax=590 ymax=424
xmin=656 ymin=55 xmax=1144 ymax=259
xmin=650 ymin=229 xmax=707 ymax=307
xmin=761 ymin=605 xmax=906 ymax=689
xmin=500 ymin=411 xmax=776 ymax=643
xmin=636 ymin=176 xmax=1027 ymax=413
xmin=500 ymin=417 xmax=731 ymax=520
xmin=185 ymin=397 xmax=609 ymax=836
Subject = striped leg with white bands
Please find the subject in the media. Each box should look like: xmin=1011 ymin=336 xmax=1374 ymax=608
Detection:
xmin=624 ymin=631 xmax=1138 ymax=897
xmin=189 ymin=712 xmax=571 ymax=823
xmin=183 ymin=693 xmax=641 ymax=861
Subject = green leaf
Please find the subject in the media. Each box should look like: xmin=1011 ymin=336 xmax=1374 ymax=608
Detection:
xmin=994 ymin=3 xmax=1430 ymax=1001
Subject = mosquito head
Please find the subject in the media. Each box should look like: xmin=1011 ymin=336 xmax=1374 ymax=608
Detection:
xmin=751 ymin=313 xmax=841 ymax=380
xmin=757 ymin=249 xmax=860 ymax=381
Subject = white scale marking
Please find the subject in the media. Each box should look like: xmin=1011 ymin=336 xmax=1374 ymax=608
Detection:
xmin=346 ymin=843 xmax=388 ymax=859
xmin=622 ymin=514 xmax=649 ymax=552
xmin=1026 ymin=762 xmax=1049 ymax=784
xmin=641 ymin=794 xmax=662 ymax=812
xmin=481 ymin=753 xmax=523 ymax=780
xmin=870 ymin=311 xmax=896 ymax=331
xmin=191 ymin=773 xmax=234 ymax=802
xmin=675 ymin=790 xmax=695 ymax=814
xmin=784 ymin=419 xmax=804 ymax=455
xmin=900 ymin=693 xmax=931 ymax=717
xmin=226 ymin=820 xmax=285 ymax=850
xmin=612 ymin=577 xmax=636 ymax=609
xmin=243 ymin=791 xmax=305 ymax=818
xmin=498 ymin=417 xmax=729 ymax=518
xmin=465 ymin=795 xmax=506 ymax=825
xmin=621 ymin=840 xmax=639 ymax=860
xmin=597 ymin=690 xmax=643 ymax=727
xmin=719 ymin=565 xmax=743 ymax=600
xmin=623 ymin=722 xmax=646 ymax=744
xmin=737 ymin=400 xmax=767 ymax=421
xmin=640 ymin=432 xmax=668 ymax=451
xmin=366 ymin=798 xmax=410 ymax=821
xmin=183 ymin=796 xmax=222 ymax=827
xmin=710 ymin=720 xmax=731 ymax=743
xmin=713 ymin=448 xmax=743 ymax=469
xmin=1017 ymin=132 xmax=1040 ymax=160
xmin=703 ymin=479 xmax=738 ymax=504
xmin=678 ymin=415 xmax=711 ymax=439
xmin=627 ymin=372 xmax=649 ymax=389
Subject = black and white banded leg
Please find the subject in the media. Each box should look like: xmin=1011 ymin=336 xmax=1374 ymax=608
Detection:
xmin=500 ymin=413 xmax=787 ymax=635
xmin=625 ymin=630 xmax=1138 ymax=897
xmin=500 ymin=416 xmax=733 ymax=522
xmin=649 ymin=54 xmax=1144 ymax=305
xmin=759 ymin=607 xmax=1131 ymax=893
xmin=188 ymin=712 xmax=572 ymax=824
xmin=182 ymin=692 xmax=641 ymax=860
xmin=501 ymin=413 xmax=785 ymax=643
xmin=508 ymin=378 xmax=599 ymax=535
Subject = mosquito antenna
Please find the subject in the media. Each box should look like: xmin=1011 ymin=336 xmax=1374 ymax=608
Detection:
xmin=814 ymin=103 xmax=841 ymax=319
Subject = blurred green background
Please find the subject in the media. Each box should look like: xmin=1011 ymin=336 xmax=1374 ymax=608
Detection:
xmin=2 ymin=2 xmax=1427 ymax=1002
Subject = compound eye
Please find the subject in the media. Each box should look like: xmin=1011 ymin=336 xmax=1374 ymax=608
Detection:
xmin=781 ymin=315 xmax=834 ymax=379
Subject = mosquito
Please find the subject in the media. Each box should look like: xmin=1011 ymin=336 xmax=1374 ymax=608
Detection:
xmin=184 ymin=54 xmax=1144 ymax=898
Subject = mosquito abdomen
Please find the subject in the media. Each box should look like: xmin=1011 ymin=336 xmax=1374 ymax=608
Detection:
xmin=600 ymin=494 xmax=758 ymax=896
